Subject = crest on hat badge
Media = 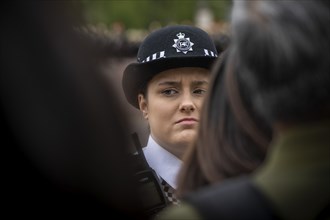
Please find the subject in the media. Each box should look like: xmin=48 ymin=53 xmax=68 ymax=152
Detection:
xmin=172 ymin=32 xmax=194 ymax=54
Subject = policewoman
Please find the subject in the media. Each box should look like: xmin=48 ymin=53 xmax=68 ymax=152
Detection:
xmin=122 ymin=25 xmax=218 ymax=206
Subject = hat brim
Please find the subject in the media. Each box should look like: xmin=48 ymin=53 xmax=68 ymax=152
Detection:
xmin=122 ymin=56 xmax=217 ymax=109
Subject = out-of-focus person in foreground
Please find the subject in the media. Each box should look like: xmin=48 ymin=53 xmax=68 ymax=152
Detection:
xmin=1 ymin=1 xmax=145 ymax=219
xmin=157 ymin=0 xmax=330 ymax=219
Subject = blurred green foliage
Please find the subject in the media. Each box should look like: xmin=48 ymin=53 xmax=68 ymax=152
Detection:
xmin=81 ymin=0 xmax=231 ymax=29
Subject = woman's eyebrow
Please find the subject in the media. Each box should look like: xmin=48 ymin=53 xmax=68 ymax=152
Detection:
xmin=158 ymin=81 xmax=180 ymax=86
xmin=191 ymin=80 xmax=209 ymax=86
xmin=157 ymin=80 xmax=209 ymax=86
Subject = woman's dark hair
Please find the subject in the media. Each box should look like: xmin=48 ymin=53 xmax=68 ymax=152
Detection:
xmin=176 ymin=51 xmax=272 ymax=197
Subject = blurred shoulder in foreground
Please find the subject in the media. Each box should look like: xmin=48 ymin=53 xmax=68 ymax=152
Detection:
xmin=1 ymin=1 xmax=145 ymax=219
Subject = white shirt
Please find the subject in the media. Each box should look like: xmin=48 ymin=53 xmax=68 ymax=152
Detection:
xmin=143 ymin=135 xmax=182 ymax=189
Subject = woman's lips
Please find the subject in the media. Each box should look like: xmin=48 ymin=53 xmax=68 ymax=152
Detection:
xmin=176 ymin=118 xmax=198 ymax=125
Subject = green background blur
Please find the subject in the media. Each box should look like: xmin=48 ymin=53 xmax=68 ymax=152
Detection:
xmin=81 ymin=0 xmax=231 ymax=30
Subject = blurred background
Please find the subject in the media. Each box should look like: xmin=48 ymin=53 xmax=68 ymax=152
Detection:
xmin=79 ymin=0 xmax=231 ymax=147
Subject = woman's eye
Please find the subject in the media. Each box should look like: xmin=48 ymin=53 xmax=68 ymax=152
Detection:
xmin=162 ymin=89 xmax=178 ymax=96
xmin=194 ymin=89 xmax=207 ymax=95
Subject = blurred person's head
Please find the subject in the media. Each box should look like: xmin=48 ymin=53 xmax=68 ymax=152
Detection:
xmin=230 ymin=0 xmax=330 ymax=126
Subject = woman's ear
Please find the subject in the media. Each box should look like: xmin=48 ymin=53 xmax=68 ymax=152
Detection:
xmin=138 ymin=94 xmax=148 ymax=119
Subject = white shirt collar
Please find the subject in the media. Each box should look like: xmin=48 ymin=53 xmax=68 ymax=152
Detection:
xmin=143 ymin=135 xmax=182 ymax=189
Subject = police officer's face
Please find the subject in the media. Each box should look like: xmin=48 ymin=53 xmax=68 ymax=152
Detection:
xmin=138 ymin=67 xmax=209 ymax=159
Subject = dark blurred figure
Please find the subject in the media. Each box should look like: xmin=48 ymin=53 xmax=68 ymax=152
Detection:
xmin=176 ymin=51 xmax=272 ymax=198
xmin=1 ymin=1 xmax=145 ymax=218
xmin=157 ymin=0 xmax=330 ymax=219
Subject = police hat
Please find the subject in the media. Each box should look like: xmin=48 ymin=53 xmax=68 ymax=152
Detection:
xmin=122 ymin=25 xmax=218 ymax=109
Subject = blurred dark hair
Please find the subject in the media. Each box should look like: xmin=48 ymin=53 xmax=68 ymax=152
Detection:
xmin=176 ymin=51 xmax=272 ymax=198
xmin=1 ymin=2 xmax=144 ymax=218
xmin=231 ymin=0 xmax=330 ymax=123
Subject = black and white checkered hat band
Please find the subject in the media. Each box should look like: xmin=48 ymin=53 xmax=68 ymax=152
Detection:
xmin=141 ymin=51 xmax=165 ymax=63
xmin=141 ymin=49 xmax=217 ymax=63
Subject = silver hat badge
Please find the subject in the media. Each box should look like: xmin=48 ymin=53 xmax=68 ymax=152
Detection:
xmin=172 ymin=32 xmax=194 ymax=54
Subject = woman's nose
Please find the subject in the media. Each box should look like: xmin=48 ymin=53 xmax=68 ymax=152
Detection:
xmin=179 ymin=95 xmax=196 ymax=113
